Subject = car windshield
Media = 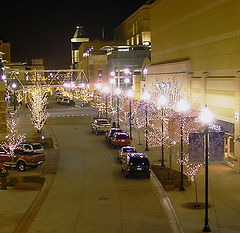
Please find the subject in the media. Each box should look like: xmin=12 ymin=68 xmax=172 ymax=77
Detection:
xmin=97 ymin=120 xmax=109 ymax=125
xmin=123 ymin=148 xmax=136 ymax=153
xmin=111 ymin=129 xmax=122 ymax=135
xmin=32 ymin=144 xmax=43 ymax=150
xmin=129 ymin=157 xmax=149 ymax=166
xmin=116 ymin=134 xmax=129 ymax=139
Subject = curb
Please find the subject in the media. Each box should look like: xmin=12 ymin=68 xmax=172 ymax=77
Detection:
xmin=151 ymin=171 xmax=185 ymax=233
xmin=13 ymin=124 xmax=59 ymax=233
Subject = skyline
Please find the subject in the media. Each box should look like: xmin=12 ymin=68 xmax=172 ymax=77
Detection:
xmin=0 ymin=0 xmax=147 ymax=69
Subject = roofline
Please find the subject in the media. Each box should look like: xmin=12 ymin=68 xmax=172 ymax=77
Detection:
xmin=114 ymin=4 xmax=151 ymax=32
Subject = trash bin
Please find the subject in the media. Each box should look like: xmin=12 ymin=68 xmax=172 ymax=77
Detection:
xmin=0 ymin=163 xmax=9 ymax=190
xmin=0 ymin=170 xmax=9 ymax=190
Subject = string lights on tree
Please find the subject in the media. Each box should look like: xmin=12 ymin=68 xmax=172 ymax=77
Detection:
xmin=0 ymin=112 xmax=25 ymax=169
xmin=28 ymin=85 xmax=48 ymax=133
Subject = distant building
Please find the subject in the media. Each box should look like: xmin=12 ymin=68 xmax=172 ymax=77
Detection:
xmin=77 ymin=40 xmax=122 ymax=90
xmin=114 ymin=2 xmax=151 ymax=46
xmin=0 ymin=40 xmax=11 ymax=63
xmin=101 ymin=45 xmax=150 ymax=97
xmin=71 ymin=26 xmax=89 ymax=68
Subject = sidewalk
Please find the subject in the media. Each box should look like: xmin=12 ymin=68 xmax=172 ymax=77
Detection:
xmin=126 ymin=123 xmax=240 ymax=233
xmin=0 ymin=111 xmax=57 ymax=233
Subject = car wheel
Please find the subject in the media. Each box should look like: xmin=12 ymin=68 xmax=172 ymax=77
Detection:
xmin=125 ymin=171 xmax=129 ymax=178
xmin=95 ymin=130 xmax=99 ymax=135
xmin=147 ymin=174 xmax=151 ymax=179
xmin=17 ymin=161 xmax=26 ymax=172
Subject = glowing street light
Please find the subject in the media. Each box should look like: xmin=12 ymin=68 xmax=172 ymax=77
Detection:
xmin=176 ymin=99 xmax=190 ymax=191
xmin=157 ymin=95 xmax=168 ymax=167
xmin=201 ymin=106 xmax=213 ymax=233
xmin=141 ymin=91 xmax=150 ymax=151
xmin=115 ymin=88 xmax=121 ymax=128
xmin=110 ymin=71 xmax=115 ymax=77
xmin=94 ymin=83 xmax=102 ymax=90
xmin=127 ymin=89 xmax=134 ymax=139
xmin=124 ymin=68 xmax=130 ymax=75
xmin=11 ymin=83 xmax=17 ymax=111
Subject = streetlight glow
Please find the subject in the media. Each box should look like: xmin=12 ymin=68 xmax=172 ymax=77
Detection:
xmin=102 ymin=85 xmax=110 ymax=94
xmin=127 ymin=89 xmax=134 ymax=98
xmin=109 ymin=78 xmax=115 ymax=84
xmin=200 ymin=106 xmax=213 ymax=124
xmin=158 ymin=95 xmax=168 ymax=107
xmin=176 ymin=99 xmax=190 ymax=113
xmin=124 ymin=68 xmax=130 ymax=75
xmin=11 ymin=83 xmax=17 ymax=89
xmin=110 ymin=71 xmax=115 ymax=76
xmin=124 ymin=78 xmax=130 ymax=84
xmin=115 ymin=88 xmax=121 ymax=96
xmin=141 ymin=91 xmax=150 ymax=101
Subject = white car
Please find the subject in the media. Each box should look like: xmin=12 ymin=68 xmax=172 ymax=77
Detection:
xmin=19 ymin=143 xmax=44 ymax=154
xmin=118 ymin=146 xmax=137 ymax=163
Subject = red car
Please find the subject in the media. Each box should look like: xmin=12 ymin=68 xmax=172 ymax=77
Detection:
xmin=111 ymin=132 xmax=131 ymax=148
xmin=0 ymin=149 xmax=45 ymax=172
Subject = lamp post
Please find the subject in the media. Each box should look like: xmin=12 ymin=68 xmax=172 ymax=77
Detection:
xmin=158 ymin=95 xmax=168 ymax=168
xmin=11 ymin=83 xmax=17 ymax=111
xmin=200 ymin=106 xmax=213 ymax=233
xmin=176 ymin=99 xmax=190 ymax=191
xmin=103 ymin=86 xmax=110 ymax=119
xmin=141 ymin=91 xmax=150 ymax=151
xmin=115 ymin=88 xmax=121 ymax=128
xmin=127 ymin=89 xmax=134 ymax=140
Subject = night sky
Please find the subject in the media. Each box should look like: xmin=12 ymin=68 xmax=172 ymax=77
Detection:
xmin=0 ymin=0 xmax=147 ymax=69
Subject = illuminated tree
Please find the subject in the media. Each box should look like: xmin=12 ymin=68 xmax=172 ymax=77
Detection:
xmin=178 ymin=154 xmax=202 ymax=206
xmin=0 ymin=112 xmax=25 ymax=170
xmin=28 ymin=85 xmax=48 ymax=133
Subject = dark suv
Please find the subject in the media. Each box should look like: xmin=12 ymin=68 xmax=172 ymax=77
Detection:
xmin=122 ymin=153 xmax=151 ymax=178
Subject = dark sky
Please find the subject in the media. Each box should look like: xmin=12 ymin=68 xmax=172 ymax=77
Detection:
xmin=0 ymin=0 xmax=147 ymax=69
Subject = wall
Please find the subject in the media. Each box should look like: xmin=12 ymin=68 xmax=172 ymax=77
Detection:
xmin=149 ymin=0 xmax=240 ymax=171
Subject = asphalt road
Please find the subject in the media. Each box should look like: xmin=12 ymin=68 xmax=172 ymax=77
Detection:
xmin=27 ymin=114 xmax=170 ymax=233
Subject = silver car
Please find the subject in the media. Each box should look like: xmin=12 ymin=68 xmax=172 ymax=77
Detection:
xmin=118 ymin=146 xmax=137 ymax=163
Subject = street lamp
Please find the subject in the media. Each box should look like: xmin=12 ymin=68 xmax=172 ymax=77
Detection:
xmin=176 ymin=99 xmax=190 ymax=191
xmin=103 ymin=86 xmax=110 ymax=119
xmin=158 ymin=95 xmax=168 ymax=167
xmin=200 ymin=106 xmax=213 ymax=233
xmin=127 ymin=89 xmax=134 ymax=140
xmin=11 ymin=83 xmax=17 ymax=111
xmin=141 ymin=91 xmax=150 ymax=151
xmin=115 ymin=88 xmax=121 ymax=128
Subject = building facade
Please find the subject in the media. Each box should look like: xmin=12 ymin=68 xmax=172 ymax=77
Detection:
xmin=114 ymin=2 xmax=152 ymax=46
xmin=147 ymin=0 xmax=240 ymax=171
xmin=77 ymin=41 xmax=121 ymax=90
xmin=0 ymin=40 xmax=10 ymax=63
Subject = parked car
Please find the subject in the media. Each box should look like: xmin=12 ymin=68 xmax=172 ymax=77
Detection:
xmin=0 ymin=148 xmax=45 ymax=172
xmin=110 ymin=132 xmax=130 ymax=148
xmin=19 ymin=143 xmax=44 ymax=154
xmin=122 ymin=153 xmax=151 ymax=178
xmin=118 ymin=146 xmax=137 ymax=162
xmin=91 ymin=118 xmax=111 ymax=135
xmin=105 ymin=128 xmax=122 ymax=143
xmin=56 ymin=96 xmax=75 ymax=106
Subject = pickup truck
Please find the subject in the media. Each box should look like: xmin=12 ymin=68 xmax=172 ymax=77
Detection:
xmin=91 ymin=118 xmax=111 ymax=135
xmin=0 ymin=149 xmax=45 ymax=172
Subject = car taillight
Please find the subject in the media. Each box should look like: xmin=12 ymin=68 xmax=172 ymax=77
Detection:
xmin=127 ymin=167 xmax=130 ymax=171
xmin=149 ymin=167 xmax=151 ymax=172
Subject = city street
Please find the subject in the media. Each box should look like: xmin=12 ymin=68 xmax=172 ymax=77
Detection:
xmin=27 ymin=114 xmax=170 ymax=233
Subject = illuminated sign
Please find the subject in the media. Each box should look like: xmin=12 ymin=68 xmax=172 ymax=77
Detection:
xmin=209 ymin=123 xmax=221 ymax=131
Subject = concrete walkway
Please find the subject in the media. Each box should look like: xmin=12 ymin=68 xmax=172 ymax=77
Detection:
xmin=128 ymin=124 xmax=240 ymax=233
